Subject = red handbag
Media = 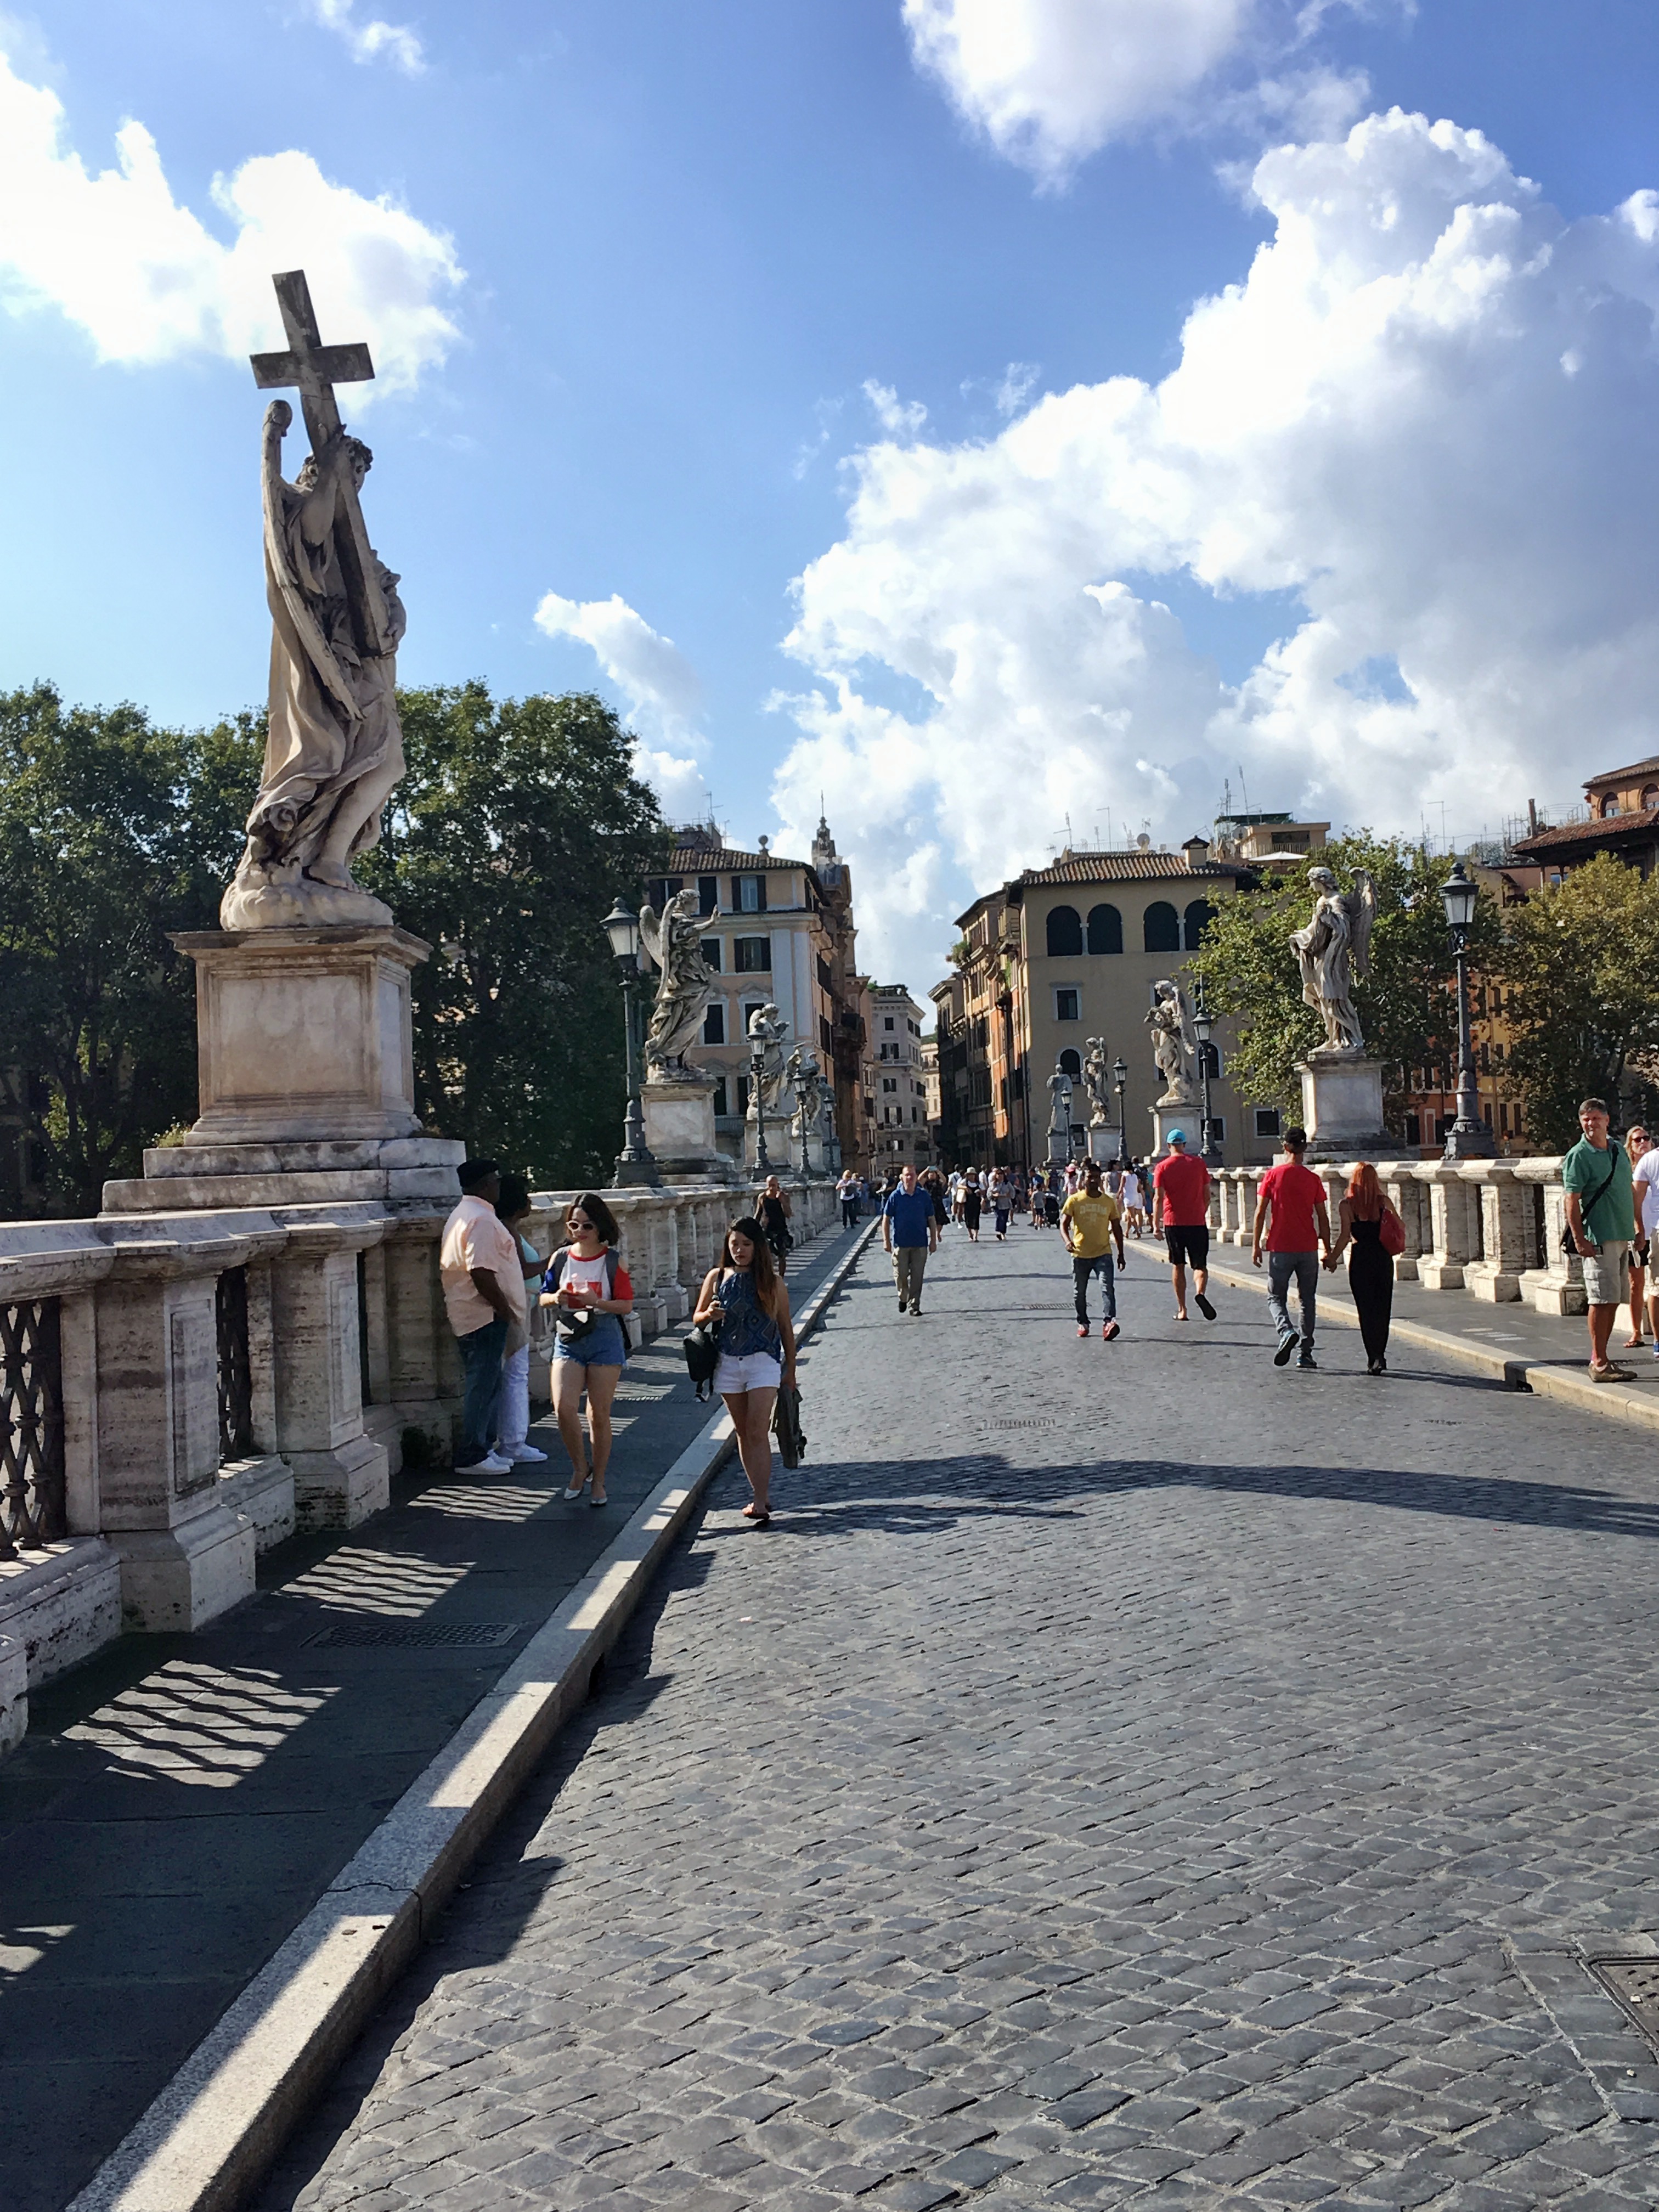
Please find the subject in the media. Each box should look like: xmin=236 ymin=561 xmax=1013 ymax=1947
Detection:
xmin=1379 ymin=1205 xmax=1406 ymax=1258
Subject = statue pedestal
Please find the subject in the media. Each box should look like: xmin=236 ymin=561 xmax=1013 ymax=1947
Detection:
xmin=1150 ymin=1102 xmax=1199 ymax=1156
xmin=1296 ymin=1054 xmax=1392 ymax=1163
xmin=642 ymin=1079 xmax=739 ymax=1183
xmin=1087 ymin=1123 xmax=1118 ymax=1164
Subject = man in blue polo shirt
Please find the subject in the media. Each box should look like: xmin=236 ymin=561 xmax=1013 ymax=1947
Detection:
xmin=883 ymin=1162 xmax=940 ymax=1316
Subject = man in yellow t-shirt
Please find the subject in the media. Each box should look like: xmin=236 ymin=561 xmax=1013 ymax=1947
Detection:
xmin=1061 ymin=1159 xmax=1127 ymax=1342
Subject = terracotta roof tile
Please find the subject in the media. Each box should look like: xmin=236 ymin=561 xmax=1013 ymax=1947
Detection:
xmin=1511 ymin=812 xmax=1659 ymax=855
xmin=666 ymin=845 xmax=802 ymax=872
xmin=1584 ymin=755 xmax=1659 ymax=788
xmin=1015 ymin=850 xmax=1252 ymax=885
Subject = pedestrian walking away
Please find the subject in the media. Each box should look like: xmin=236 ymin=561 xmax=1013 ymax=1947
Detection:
xmin=883 ymin=1161 xmax=939 ymax=1314
xmin=1562 ymin=1097 xmax=1638 ymax=1381
xmin=1251 ymin=1126 xmax=1332 ymax=1368
xmin=1062 ymin=1158 xmax=1127 ymax=1340
xmin=962 ymin=1167 xmax=983 ymax=1241
xmin=1152 ymin=1129 xmax=1215 ymax=1322
xmin=540 ymin=1192 xmax=635 ymax=1506
xmin=492 ymin=1174 xmax=550 ymax=1464
xmin=1624 ymin=1125 xmax=1651 ymax=1349
xmin=438 ymin=1158 xmax=525 ymax=1476
xmin=757 ymin=1172 xmax=793 ymax=1276
xmin=692 ymin=1217 xmax=797 ymax=1527
xmin=1325 ymin=1161 xmax=1401 ymax=1373
xmin=1634 ymin=1126 xmax=1659 ymax=1356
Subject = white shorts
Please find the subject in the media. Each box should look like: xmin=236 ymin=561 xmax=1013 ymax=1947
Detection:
xmin=715 ymin=1350 xmax=782 ymax=1395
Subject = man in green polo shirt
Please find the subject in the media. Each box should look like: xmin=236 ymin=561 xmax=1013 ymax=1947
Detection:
xmin=1562 ymin=1096 xmax=1637 ymax=1381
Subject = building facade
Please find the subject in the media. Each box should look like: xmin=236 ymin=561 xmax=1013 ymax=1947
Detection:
xmin=862 ymin=983 xmax=932 ymax=1172
xmin=933 ymin=842 xmax=1272 ymax=1172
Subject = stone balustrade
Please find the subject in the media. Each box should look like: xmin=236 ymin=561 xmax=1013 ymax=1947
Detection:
xmin=1208 ymin=1156 xmax=1585 ymax=1317
xmin=0 ymin=1173 xmax=840 ymax=1752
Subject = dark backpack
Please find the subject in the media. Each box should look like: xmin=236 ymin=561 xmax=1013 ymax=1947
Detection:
xmin=683 ymin=1314 xmax=723 ymax=1400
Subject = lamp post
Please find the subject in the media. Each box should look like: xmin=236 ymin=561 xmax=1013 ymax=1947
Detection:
xmin=1113 ymin=1056 xmax=1128 ymax=1165
xmin=1440 ymin=860 xmax=1495 ymax=1160
xmin=1192 ymin=989 xmax=1222 ymax=1168
xmin=601 ymin=899 xmax=661 ymax=1187
xmin=751 ymin=1036 xmax=772 ymax=1173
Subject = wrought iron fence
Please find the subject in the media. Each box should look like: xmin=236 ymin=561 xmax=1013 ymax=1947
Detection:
xmin=1 ymin=1298 xmax=66 ymax=1556
xmin=216 ymin=1267 xmax=255 ymax=1464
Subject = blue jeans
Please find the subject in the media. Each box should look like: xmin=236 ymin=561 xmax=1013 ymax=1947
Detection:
xmin=456 ymin=1316 xmax=508 ymax=1465
xmin=1267 ymin=1250 xmax=1319 ymax=1346
xmin=1073 ymin=1252 xmax=1116 ymax=1323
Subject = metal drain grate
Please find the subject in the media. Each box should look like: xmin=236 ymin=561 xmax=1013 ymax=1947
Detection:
xmin=306 ymin=1620 xmax=523 ymax=1650
xmin=983 ymin=1417 xmax=1060 ymax=1431
xmin=1589 ymin=1958 xmax=1659 ymax=2046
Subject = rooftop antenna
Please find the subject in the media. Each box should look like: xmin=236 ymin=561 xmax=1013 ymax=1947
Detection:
xmin=1065 ymin=810 xmax=1073 ymax=850
xmin=1237 ymin=764 xmax=1251 ymax=820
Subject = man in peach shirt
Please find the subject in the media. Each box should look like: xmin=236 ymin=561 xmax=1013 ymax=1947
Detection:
xmin=439 ymin=1159 xmax=526 ymax=1474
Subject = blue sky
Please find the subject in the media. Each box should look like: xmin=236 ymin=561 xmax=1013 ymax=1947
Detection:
xmin=3 ymin=2 xmax=1658 ymax=986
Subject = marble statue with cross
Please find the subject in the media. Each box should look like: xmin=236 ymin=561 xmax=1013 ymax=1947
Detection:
xmin=221 ymin=269 xmax=409 ymax=929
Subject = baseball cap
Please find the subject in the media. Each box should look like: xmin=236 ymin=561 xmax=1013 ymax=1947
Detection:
xmin=1166 ymin=1130 xmax=1187 ymax=1146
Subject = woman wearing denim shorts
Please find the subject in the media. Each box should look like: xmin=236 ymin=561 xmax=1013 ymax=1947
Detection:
xmin=540 ymin=1193 xmax=634 ymax=1506
xmin=693 ymin=1216 xmax=797 ymax=1528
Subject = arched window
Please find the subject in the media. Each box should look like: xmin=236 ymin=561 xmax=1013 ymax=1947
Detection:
xmin=1143 ymin=901 xmax=1180 ymax=953
xmin=1602 ymin=794 xmax=1621 ymax=819
xmin=1058 ymin=1049 xmax=1081 ymax=1077
xmin=1086 ymin=902 xmax=1123 ymax=954
xmin=1643 ymin=785 xmax=1658 ymax=812
xmin=1046 ymin=904 xmax=1084 ymax=957
xmin=1183 ymin=899 xmax=1216 ymax=950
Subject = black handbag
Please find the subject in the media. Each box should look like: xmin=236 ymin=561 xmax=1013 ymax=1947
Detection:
xmin=683 ymin=1316 xmax=723 ymax=1400
xmin=771 ymin=1381 xmax=805 ymax=1468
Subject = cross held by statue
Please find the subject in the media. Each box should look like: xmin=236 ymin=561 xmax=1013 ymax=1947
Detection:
xmin=250 ymin=268 xmax=392 ymax=657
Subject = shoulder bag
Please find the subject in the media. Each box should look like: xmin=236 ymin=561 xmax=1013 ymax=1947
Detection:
xmin=545 ymin=1246 xmax=620 ymax=1342
xmin=1562 ymin=1149 xmax=1619 ymax=1257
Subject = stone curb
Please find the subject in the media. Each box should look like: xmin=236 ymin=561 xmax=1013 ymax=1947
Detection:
xmin=69 ymin=1216 xmax=882 ymax=2212
xmin=1206 ymin=1253 xmax=1659 ymax=1431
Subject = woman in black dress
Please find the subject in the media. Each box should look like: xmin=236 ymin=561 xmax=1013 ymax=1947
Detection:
xmin=1326 ymin=1161 xmax=1400 ymax=1373
xmin=962 ymin=1169 xmax=983 ymax=1242
xmin=757 ymin=1173 xmax=793 ymax=1277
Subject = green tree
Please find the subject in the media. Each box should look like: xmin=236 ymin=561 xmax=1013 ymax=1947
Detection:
xmin=0 ymin=683 xmax=263 ymax=1215
xmin=1187 ymin=834 xmax=1502 ymax=1124
xmin=1498 ymin=853 xmax=1659 ymax=1149
xmin=358 ymin=685 xmax=670 ymax=1187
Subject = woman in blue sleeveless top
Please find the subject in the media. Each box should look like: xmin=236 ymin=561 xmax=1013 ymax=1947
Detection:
xmin=693 ymin=1216 xmax=797 ymax=1528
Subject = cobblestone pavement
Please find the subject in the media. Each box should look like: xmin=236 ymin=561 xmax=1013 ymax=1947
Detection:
xmin=259 ymin=1223 xmax=1659 ymax=2212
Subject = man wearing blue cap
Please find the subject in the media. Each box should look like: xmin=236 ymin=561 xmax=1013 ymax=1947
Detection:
xmin=1153 ymin=1129 xmax=1215 ymax=1324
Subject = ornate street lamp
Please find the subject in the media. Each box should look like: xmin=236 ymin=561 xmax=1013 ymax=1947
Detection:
xmin=601 ymin=899 xmax=660 ymax=1187
xmin=1439 ymin=860 xmax=1494 ymax=1160
xmin=1192 ymin=988 xmax=1223 ymax=1168
xmin=1113 ymin=1055 xmax=1128 ymax=1165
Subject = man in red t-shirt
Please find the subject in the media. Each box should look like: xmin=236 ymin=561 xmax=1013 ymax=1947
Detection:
xmin=1152 ymin=1131 xmax=1215 ymax=1323
xmin=1251 ymin=1126 xmax=1333 ymax=1369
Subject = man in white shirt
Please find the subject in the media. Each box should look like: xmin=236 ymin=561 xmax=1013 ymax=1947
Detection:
xmin=439 ymin=1159 xmax=526 ymax=1475
xmin=1632 ymin=1125 xmax=1659 ymax=1356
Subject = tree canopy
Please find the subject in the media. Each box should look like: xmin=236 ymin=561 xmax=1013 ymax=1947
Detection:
xmin=1186 ymin=834 xmax=1502 ymax=1121
xmin=358 ymin=685 xmax=669 ymax=1189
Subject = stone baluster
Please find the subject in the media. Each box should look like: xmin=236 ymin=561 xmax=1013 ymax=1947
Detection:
xmin=1414 ymin=1163 xmax=1480 ymax=1290
xmin=1513 ymin=1158 xmax=1587 ymax=1315
xmin=1459 ymin=1163 xmax=1530 ymax=1302
xmin=381 ymin=1212 xmax=460 ymax=1468
xmin=266 ymin=1205 xmax=389 ymax=1528
xmin=93 ymin=1218 xmax=286 ymax=1628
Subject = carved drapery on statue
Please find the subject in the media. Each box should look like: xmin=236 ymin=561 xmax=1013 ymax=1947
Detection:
xmin=1145 ymin=980 xmax=1199 ymax=1103
xmin=1082 ymin=1036 xmax=1113 ymax=1127
xmin=638 ymin=889 xmax=712 ymax=1077
xmin=1291 ymin=867 xmax=1376 ymax=1053
xmin=222 ymin=271 xmax=409 ymax=931
xmin=746 ymin=1003 xmax=790 ymax=1114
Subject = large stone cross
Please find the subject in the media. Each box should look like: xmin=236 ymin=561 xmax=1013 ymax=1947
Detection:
xmin=250 ymin=269 xmax=392 ymax=656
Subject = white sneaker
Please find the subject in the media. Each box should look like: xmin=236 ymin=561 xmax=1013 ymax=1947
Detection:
xmin=504 ymin=1443 xmax=549 ymax=1464
xmin=454 ymin=1452 xmax=511 ymax=1476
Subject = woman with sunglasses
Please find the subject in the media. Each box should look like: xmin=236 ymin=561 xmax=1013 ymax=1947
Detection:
xmin=693 ymin=1216 xmax=797 ymax=1528
xmin=539 ymin=1192 xmax=633 ymax=1506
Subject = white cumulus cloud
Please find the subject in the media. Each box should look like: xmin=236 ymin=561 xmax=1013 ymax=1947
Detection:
xmin=773 ymin=106 xmax=1659 ymax=984
xmin=534 ymin=591 xmax=709 ymax=821
xmin=304 ymin=0 xmax=425 ymax=74
xmin=0 ymin=47 xmax=461 ymax=392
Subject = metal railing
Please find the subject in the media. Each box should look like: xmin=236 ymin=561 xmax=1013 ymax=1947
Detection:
xmin=1 ymin=1297 xmax=66 ymax=1554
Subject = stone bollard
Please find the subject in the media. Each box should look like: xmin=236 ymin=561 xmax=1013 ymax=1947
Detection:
xmin=266 ymin=1205 xmax=390 ymax=1529
xmin=1379 ymin=1164 xmax=1427 ymax=1280
xmin=1413 ymin=1162 xmax=1481 ymax=1291
xmin=1513 ymin=1158 xmax=1588 ymax=1316
xmin=1459 ymin=1163 xmax=1531 ymax=1302
xmin=380 ymin=1214 xmax=459 ymax=1468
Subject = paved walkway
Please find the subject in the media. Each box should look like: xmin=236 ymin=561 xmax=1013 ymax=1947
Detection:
xmin=0 ymin=1221 xmax=863 ymax=2212
xmin=257 ymin=1219 xmax=1659 ymax=2212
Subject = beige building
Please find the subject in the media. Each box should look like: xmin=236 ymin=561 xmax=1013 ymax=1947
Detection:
xmin=647 ymin=819 xmax=861 ymax=1166
xmin=862 ymin=983 xmax=932 ymax=1172
xmin=935 ymin=839 xmax=1280 ymax=1171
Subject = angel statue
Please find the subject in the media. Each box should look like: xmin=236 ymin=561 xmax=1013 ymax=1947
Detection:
xmin=746 ymin=1002 xmax=791 ymax=1113
xmin=637 ymin=888 xmax=712 ymax=1079
xmin=788 ymin=1047 xmax=830 ymax=1136
xmin=1047 ymin=1061 xmax=1074 ymax=1160
xmin=1291 ymin=866 xmax=1377 ymax=1053
xmin=1082 ymin=1037 xmax=1113 ymax=1127
xmin=1145 ymin=980 xmax=1199 ymax=1104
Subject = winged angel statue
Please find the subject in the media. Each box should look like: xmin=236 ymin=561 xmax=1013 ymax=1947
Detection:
xmin=637 ymin=889 xmax=712 ymax=1079
xmin=1144 ymin=981 xmax=1199 ymax=1104
xmin=1291 ymin=866 xmax=1378 ymax=1053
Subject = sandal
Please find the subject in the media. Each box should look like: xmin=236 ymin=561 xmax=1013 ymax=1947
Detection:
xmin=562 ymin=1466 xmax=591 ymax=1500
